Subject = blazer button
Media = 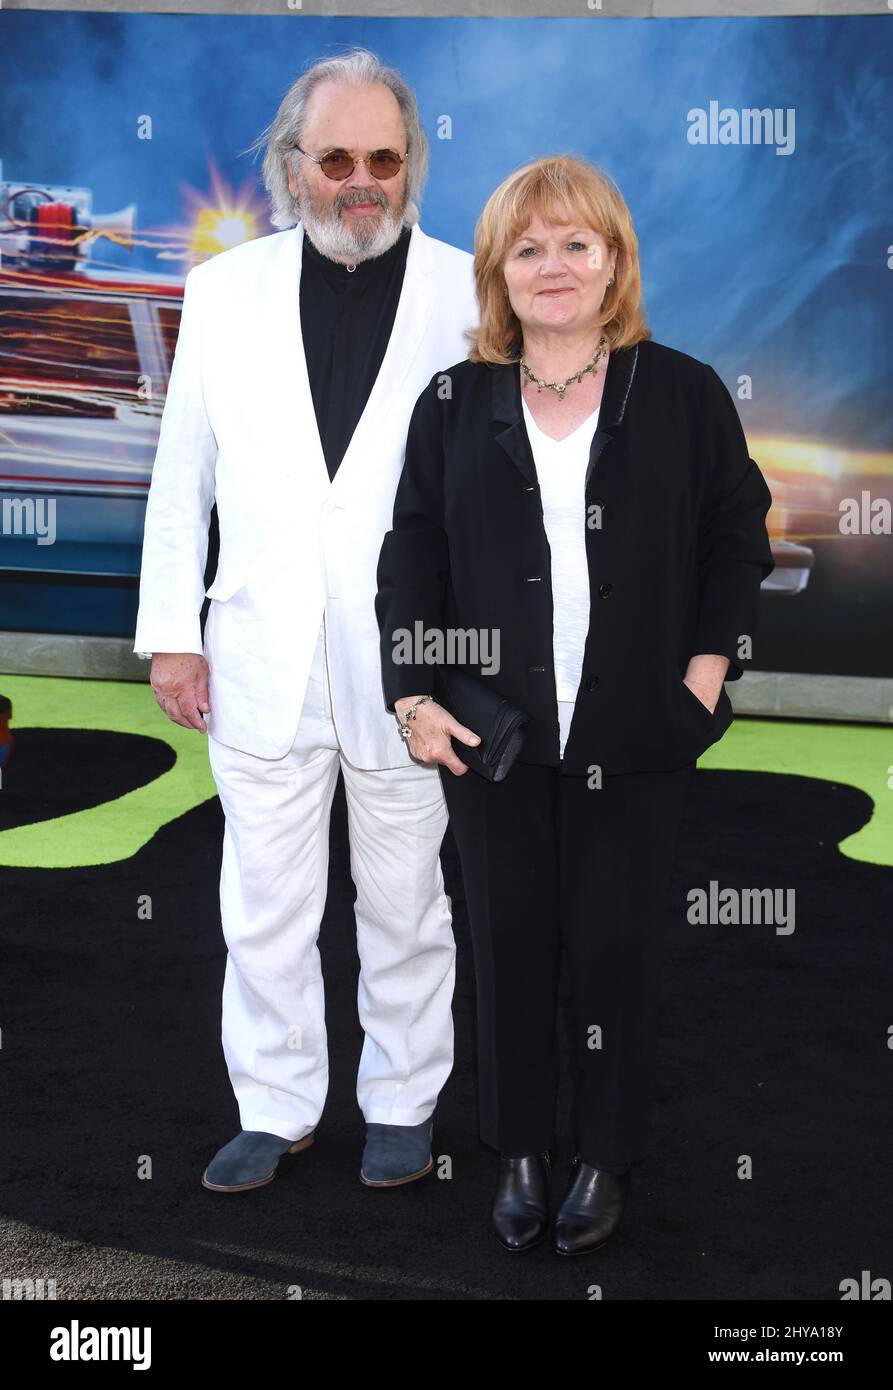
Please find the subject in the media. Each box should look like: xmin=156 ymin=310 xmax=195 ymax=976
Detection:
xmin=528 ymin=665 xmax=546 ymax=673
xmin=584 ymin=674 xmax=599 ymax=692
xmin=598 ymin=582 xmax=613 ymax=598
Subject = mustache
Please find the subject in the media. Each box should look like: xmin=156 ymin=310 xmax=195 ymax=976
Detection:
xmin=336 ymin=188 xmax=388 ymax=212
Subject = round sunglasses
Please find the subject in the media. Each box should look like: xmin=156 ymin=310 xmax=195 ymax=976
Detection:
xmin=296 ymin=146 xmax=406 ymax=181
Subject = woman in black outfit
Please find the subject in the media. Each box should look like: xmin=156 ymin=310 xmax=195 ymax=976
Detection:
xmin=376 ymin=155 xmax=774 ymax=1255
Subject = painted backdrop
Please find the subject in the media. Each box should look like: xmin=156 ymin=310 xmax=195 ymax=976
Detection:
xmin=0 ymin=10 xmax=890 ymax=677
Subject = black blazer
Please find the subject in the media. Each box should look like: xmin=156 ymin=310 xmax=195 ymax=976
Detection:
xmin=375 ymin=338 xmax=775 ymax=776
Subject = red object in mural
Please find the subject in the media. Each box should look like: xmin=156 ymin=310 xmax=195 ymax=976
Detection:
xmin=0 ymin=695 xmax=14 ymax=776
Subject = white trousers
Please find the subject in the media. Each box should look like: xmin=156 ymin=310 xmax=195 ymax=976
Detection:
xmin=207 ymin=617 xmax=456 ymax=1141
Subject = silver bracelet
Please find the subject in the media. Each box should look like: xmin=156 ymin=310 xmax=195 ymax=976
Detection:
xmin=397 ymin=695 xmax=434 ymax=741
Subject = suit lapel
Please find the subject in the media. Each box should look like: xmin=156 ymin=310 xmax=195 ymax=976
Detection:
xmin=267 ymin=221 xmax=438 ymax=496
xmin=492 ymin=340 xmax=640 ymax=488
xmin=328 ymin=221 xmax=438 ymax=496
xmin=256 ymin=225 xmax=330 ymax=494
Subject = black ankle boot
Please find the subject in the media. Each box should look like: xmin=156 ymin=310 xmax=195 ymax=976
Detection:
xmin=491 ymin=1151 xmax=552 ymax=1252
xmin=552 ymin=1156 xmax=630 ymax=1255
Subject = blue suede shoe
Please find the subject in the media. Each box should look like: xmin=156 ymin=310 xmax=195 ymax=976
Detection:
xmin=360 ymin=1118 xmax=434 ymax=1188
xmin=202 ymin=1129 xmax=315 ymax=1193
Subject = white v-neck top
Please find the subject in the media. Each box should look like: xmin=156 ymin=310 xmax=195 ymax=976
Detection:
xmin=522 ymin=396 xmax=600 ymax=705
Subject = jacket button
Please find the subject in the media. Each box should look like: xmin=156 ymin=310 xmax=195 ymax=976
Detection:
xmin=584 ymin=674 xmax=599 ymax=692
xmin=528 ymin=665 xmax=546 ymax=673
xmin=598 ymin=582 xmax=612 ymax=598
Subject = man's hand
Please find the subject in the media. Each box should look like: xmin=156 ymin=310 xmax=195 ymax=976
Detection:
xmin=683 ymin=653 xmax=730 ymax=713
xmin=394 ymin=695 xmax=481 ymax=776
xmin=150 ymin=653 xmax=211 ymax=732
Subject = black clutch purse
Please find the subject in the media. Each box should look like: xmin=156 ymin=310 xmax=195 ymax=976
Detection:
xmin=433 ymin=667 xmax=529 ymax=783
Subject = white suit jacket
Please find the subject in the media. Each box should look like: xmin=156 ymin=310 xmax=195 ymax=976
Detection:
xmin=133 ymin=221 xmax=477 ymax=766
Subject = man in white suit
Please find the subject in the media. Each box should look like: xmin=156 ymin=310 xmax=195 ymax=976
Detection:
xmin=134 ymin=48 xmax=478 ymax=1192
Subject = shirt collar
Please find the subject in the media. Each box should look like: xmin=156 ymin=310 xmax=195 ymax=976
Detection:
xmin=301 ymin=224 xmax=411 ymax=282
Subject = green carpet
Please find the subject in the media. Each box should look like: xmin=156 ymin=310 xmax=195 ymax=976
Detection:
xmin=0 ymin=674 xmax=890 ymax=869
xmin=0 ymin=675 xmax=214 ymax=869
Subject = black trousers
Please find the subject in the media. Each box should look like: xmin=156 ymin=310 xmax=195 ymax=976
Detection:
xmin=440 ymin=757 xmax=696 ymax=1172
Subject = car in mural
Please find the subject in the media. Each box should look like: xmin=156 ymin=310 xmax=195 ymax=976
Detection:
xmin=0 ymin=169 xmax=185 ymax=636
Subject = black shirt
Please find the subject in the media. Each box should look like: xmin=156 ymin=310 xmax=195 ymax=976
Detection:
xmin=299 ymin=225 xmax=412 ymax=480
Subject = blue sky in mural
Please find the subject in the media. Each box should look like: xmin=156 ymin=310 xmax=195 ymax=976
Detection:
xmin=1 ymin=11 xmax=890 ymax=447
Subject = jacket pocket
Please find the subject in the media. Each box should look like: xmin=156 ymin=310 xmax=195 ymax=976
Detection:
xmin=679 ymin=677 xmax=716 ymax=723
xmin=205 ymin=569 xmax=250 ymax=602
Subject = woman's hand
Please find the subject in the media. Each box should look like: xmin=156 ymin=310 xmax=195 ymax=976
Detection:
xmin=682 ymin=678 xmax=718 ymax=713
xmin=394 ymin=696 xmax=481 ymax=776
xmin=683 ymin=653 xmax=730 ymax=713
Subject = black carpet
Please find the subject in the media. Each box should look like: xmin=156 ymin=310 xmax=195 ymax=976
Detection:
xmin=1 ymin=734 xmax=891 ymax=1300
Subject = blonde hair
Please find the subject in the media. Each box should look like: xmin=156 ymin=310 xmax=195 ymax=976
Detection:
xmin=468 ymin=154 xmax=650 ymax=364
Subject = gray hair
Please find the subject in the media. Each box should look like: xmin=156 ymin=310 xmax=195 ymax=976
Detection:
xmin=247 ymin=47 xmax=429 ymax=230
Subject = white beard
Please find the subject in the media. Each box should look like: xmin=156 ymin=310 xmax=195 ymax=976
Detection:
xmin=297 ymin=178 xmax=407 ymax=263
